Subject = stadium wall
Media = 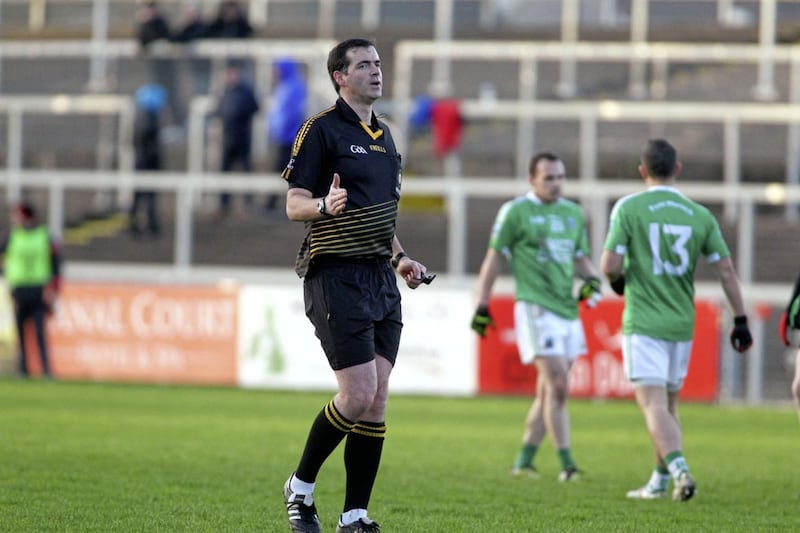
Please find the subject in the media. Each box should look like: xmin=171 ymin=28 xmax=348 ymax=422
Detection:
xmin=4 ymin=280 xmax=722 ymax=402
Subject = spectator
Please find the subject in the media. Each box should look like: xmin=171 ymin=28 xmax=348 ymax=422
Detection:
xmin=205 ymin=1 xmax=254 ymax=81
xmin=205 ymin=0 xmax=253 ymax=39
xmin=135 ymin=1 xmax=183 ymax=126
xmin=172 ymin=4 xmax=211 ymax=97
xmin=265 ymin=57 xmax=307 ymax=212
xmin=213 ymin=61 xmax=260 ymax=218
xmin=1 ymin=201 xmax=62 ymax=379
xmin=129 ymin=84 xmax=166 ymax=238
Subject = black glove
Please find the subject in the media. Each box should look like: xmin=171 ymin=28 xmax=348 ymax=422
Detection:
xmin=609 ymin=274 xmax=626 ymax=296
xmin=471 ymin=304 xmax=495 ymax=337
xmin=730 ymin=315 xmax=753 ymax=353
xmin=578 ymin=277 xmax=602 ymax=308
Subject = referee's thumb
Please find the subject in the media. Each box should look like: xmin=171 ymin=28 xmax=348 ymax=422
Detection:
xmin=331 ymin=173 xmax=340 ymax=190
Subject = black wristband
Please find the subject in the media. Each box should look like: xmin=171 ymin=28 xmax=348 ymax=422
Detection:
xmin=391 ymin=251 xmax=407 ymax=268
xmin=734 ymin=315 xmax=748 ymax=326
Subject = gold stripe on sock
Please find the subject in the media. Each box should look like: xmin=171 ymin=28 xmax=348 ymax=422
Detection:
xmin=325 ymin=401 xmax=355 ymax=432
xmin=351 ymin=422 xmax=386 ymax=438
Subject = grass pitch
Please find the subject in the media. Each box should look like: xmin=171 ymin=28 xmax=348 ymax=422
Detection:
xmin=1 ymin=379 xmax=798 ymax=532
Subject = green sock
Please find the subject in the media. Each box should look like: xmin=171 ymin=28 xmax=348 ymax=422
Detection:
xmin=655 ymin=465 xmax=669 ymax=476
xmin=513 ymin=443 xmax=538 ymax=468
xmin=663 ymin=450 xmax=689 ymax=480
xmin=557 ymin=448 xmax=576 ymax=470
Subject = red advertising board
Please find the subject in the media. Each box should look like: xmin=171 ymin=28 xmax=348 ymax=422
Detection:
xmin=477 ymin=297 xmax=720 ymax=402
xmin=47 ymin=282 xmax=238 ymax=385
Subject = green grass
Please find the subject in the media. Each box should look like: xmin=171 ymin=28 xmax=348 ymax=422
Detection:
xmin=1 ymin=380 xmax=799 ymax=532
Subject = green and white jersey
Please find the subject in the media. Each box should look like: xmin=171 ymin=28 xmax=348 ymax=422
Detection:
xmin=490 ymin=192 xmax=591 ymax=319
xmin=603 ymin=185 xmax=730 ymax=341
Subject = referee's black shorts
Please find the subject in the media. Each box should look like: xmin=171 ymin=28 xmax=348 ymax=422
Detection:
xmin=304 ymin=260 xmax=403 ymax=371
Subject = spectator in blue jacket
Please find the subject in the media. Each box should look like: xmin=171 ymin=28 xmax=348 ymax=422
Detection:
xmin=265 ymin=57 xmax=307 ymax=211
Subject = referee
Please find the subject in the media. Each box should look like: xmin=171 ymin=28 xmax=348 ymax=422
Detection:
xmin=280 ymin=38 xmax=430 ymax=533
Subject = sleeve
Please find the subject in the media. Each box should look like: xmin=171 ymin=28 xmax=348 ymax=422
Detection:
xmin=786 ymin=274 xmax=800 ymax=314
xmin=575 ymin=209 xmax=591 ymax=259
xmin=701 ymin=215 xmax=731 ymax=263
xmin=282 ymin=119 xmax=327 ymax=194
xmin=603 ymin=200 xmax=629 ymax=254
xmin=488 ymin=201 xmax=516 ymax=255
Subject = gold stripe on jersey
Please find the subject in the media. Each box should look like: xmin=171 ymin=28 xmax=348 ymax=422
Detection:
xmin=359 ymin=121 xmax=384 ymax=140
xmin=282 ymin=106 xmax=336 ymax=181
xmin=309 ymin=200 xmax=397 ymax=259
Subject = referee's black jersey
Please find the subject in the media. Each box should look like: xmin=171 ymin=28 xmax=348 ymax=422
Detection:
xmin=283 ymin=98 xmax=402 ymax=277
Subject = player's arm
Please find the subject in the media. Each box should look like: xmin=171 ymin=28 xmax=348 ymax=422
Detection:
xmin=476 ymin=248 xmax=503 ymax=307
xmin=471 ymin=248 xmax=504 ymax=336
xmin=600 ymin=249 xmax=626 ymax=295
xmin=391 ymin=235 xmax=428 ymax=289
xmin=575 ymin=256 xmax=603 ymax=306
xmin=715 ymin=256 xmax=746 ymax=317
xmin=715 ymin=256 xmax=752 ymax=352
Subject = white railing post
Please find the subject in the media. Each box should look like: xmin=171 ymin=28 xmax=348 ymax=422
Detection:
xmin=446 ymin=176 xmax=467 ymax=277
xmin=737 ymin=197 xmax=754 ymax=286
xmin=556 ymin=0 xmax=579 ymax=99
xmin=88 ymin=0 xmax=110 ymax=92
xmin=746 ymin=304 xmax=764 ymax=405
xmin=579 ymin=113 xmax=598 ymax=189
xmin=786 ymin=53 xmax=800 ymax=222
xmin=516 ymin=57 xmax=537 ymax=178
xmin=7 ymin=106 xmax=23 ymax=203
xmin=723 ymin=116 xmax=741 ymax=222
xmin=753 ymin=0 xmax=779 ymax=101
xmin=628 ymin=0 xmax=649 ymax=99
xmin=317 ymin=0 xmax=336 ymax=39
xmin=430 ymin=0 xmax=454 ymax=97
xmin=361 ymin=0 xmax=380 ymax=31
xmin=175 ymin=177 xmax=195 ymax=270
xmin=48 ymin=177 xmax=65 ymax=241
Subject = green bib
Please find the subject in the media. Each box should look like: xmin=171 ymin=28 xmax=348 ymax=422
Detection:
xmin=4 ymin=225 xmax=52 ymax=288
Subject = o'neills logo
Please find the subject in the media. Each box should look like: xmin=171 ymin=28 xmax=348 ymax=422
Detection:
xmin=370 ymin=145 xmax=386 ymax=153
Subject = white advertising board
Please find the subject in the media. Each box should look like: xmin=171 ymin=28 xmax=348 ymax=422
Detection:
xmin=237 ymin=283 xmax=477 ymax=396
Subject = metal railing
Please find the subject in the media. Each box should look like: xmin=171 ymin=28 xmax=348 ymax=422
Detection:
xmin=3 ymin=168 xmax=799 ymax=282
xmin=392 ymin=39 xmax=800 ymax=207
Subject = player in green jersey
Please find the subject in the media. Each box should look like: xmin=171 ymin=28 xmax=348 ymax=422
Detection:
xmin=472 ymin=151 xmax=603 ymax=482
xmin=600 ymin=139 xmax=752 ymax=502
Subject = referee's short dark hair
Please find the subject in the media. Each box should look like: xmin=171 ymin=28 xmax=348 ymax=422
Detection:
xmin=327 ymin=38 xmax=376 ymax=94
xmin=529 ymin=151 xmax=561 ymax=176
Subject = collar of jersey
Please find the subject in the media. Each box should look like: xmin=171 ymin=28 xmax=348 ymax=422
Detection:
xmin=336 ymin=98 xmax=383 ymax=140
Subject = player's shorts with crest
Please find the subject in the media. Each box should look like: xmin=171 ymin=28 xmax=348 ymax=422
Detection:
xmin=514 ymin=301 xmax=587 ymax=364
xmin=622 ymin=334 xmax=693 ymax=392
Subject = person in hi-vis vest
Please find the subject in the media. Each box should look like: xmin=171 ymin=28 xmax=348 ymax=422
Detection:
xmin=0 ymin=201 xmax=62 ymax=378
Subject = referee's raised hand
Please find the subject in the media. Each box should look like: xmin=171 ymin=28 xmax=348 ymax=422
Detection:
xmin=326 ymin=173 xmax=348 ymax=216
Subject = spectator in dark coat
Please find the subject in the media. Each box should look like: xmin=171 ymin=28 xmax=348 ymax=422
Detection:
xmin=214 ymin=62 xmax=260 ymax=217
xmin=129 ymin=84 xmax=166 ymax=237
xmin=135 ymin=1 xmax=183 ymax=126
xmin=205 ymin=0 xmax=253 ymax=39
xmin=172 ymin=4 xmax=211 ymax=96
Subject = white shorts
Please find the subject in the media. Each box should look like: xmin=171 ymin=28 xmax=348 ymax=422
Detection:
xmin=514 ymin=301 xmax=587 ymax=365
xmin=622 ymin=334 xmax=693 ymax=392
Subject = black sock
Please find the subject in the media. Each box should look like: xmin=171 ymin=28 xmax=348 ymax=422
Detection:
xmin=343 ymin=421 xmax=386 ymax=511
xmin=296 ymin=400 xmax=354 ymax=482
